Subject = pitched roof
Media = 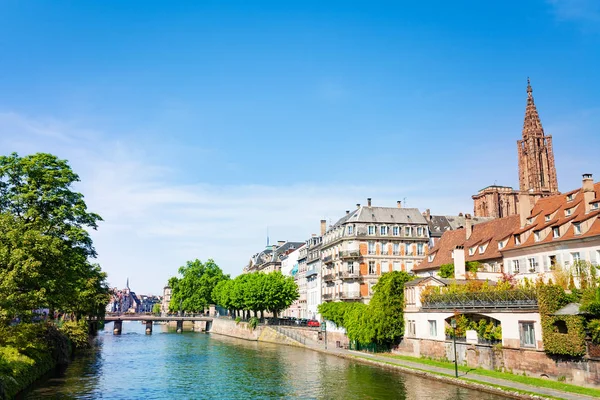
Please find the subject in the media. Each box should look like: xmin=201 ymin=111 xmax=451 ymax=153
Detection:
xmin=415 ymin=215 xmax=520 ymax=271
xmin=425 ymin=215 xmax=493 ymax=238
xmin=331 ymin=206 xmax=427 ymax=229
xmin=503 ymin=182 xmax=600 ymax=251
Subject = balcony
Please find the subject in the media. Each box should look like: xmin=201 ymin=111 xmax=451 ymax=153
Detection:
xmin=339 ymin=291 xmax=361 ymax=300
xmin=323 ymin=293 xmax=333 ymax=300
xmin=422 ymin=289 xmax=538 ymax=311
xmin=323 ymin=273 xmax=335 ymax=282
xmin=339 ymin=250 xmax=361 ymax=259
xmin=322 ymin=255 xmax=334 ymax=265
xmin=337 ymin=271 xmax=359 ymax=279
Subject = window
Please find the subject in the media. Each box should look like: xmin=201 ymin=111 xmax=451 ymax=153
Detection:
xmin=417 ymin=243 xmax=424 ymax=256
xmin=534 ymin=231 xmax=540 ymax=242
xmin=417 ymin=227 xmax=423 ymax=236
xmin=393 ymin=243 xmax=400 ymax=255
xmin=519 ymin=321 xmax=536 ymax=348
xmin=593 ymin=202 xmax=599 ymax=210
xmin=528 ymin=257 xmax=538 ymax=273
xmin=347 ymin=225 xmax=353 ymax=235
xmin=548 ymin=255 xmax=557 ymax=270
xmin=527 ymin=217 xmax=533 ymax=224
xmin=406 ymin=260 xmax=413 ymax=272
xmin=571 ymin=252 xmax=581 ymax=263
xmin=479 ymin=244 xmax=486 ymax=254
xmin=428 ymin=320 xmax=437 ymax=337
xmin=381 ymin=242 xmax=388 ymax=255
xmin=368 ymin=225 xmax=375 ymax=235
xmin=545 ymin=215 xmax=551 ymax=222
xmin=405 ymin=226 xmax=411 ymax=236
xmin=407 ymin=320 xmax=416 ymax=337
xmin=565 ymin=208 xmax=573 ymax=216
xmin=428 ymin=254 xmax=435 ymax=262
xmin=553 ymin=227 xmax=560 ymax=238
xmin=468 ymin=247 xmax=475 ymax=256
xmin=368 ymin=261 xmax=376 ymax=275
xmin=382 ymin=260 xmax=389 ymax=272
xmin=347 ymin=262 xmax=355 ymax=274
xmin=368 ymin=242 xmax=375 ymax=255
xmin=567 ymin=194 xmax=574 ymax=202
xmin=514 ymin=234 xmax=521 ymax=245
xmin=405 ymin=243 xmax=413 ymax=256
xmin=574 ymin=223 xmax=582 ymax=235
xmin=392 ymin=226 xmax=400 ymax=236
xmin=498 ymin=240 xmax=505 ymax=250
xmin=512 ymin=259 xmax=520 ymax=274
xmin=393 ymin=261 xmax=401 ymax=271
xmin=380 ymin=226 xmax=388 ymax=235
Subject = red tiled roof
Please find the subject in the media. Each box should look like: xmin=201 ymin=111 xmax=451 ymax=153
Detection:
xmin=415 ymin=215 xmax=520 ymax=271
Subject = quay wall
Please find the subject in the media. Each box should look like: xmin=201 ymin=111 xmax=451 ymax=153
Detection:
xmin=394 ymin=337 xmax=600 ymax=387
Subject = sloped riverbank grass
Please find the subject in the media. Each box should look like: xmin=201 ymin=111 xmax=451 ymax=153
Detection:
xmin=381 ymin=354 xmax=600 ymax=398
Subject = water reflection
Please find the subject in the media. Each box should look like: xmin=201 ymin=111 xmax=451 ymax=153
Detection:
xmin=21 ymin=321 xmax=509 ymax=399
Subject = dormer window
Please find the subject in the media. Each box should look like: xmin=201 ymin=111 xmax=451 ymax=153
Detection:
xmin=478 ymin=244 xmax=486 ymax=254
xmin=567 ymin=193 xmax=574 ymax=202
xmin=534 ymin=231 xmax=541 ymax=242
xmin=545 ymin=215 xmax=551 ymax=222
xmin=574 ymin=223 xmax=582 ymax=235
xmin=347 ymin=225 xmax=353 ymax=235
xmin=527 ymin=217 xmax=533 ymax=224
xmin=553 ymin=227 xmax=560 ymax=238
xmin=592 ymin=203 xmax=599 ymax=210
xmin=565 ymin=208 xmax=573 ymax=216
xmin=380 ymin=226 xmax=388 ymax=235
xmin=392 ymin=226 xmax=400 ymax=236
xmin=428 ymin=254 xmax=435 ymax=262
xmin=469 ymin=247 xmax=476 ymax=256
xmin=514 ymin=234 xmax=521 ymax=245
xmin=368 ymin=225 xmax=375 ymax=235
xmin=498 ymin=240 xmax=505 ymax=250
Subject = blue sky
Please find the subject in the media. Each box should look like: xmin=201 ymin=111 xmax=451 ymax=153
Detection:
xmin=1 ymin=1 xmax=599 ymax=294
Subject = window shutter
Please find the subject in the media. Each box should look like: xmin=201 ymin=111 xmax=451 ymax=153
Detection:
xmin=543 ymin=257 xmax=549 ymax=271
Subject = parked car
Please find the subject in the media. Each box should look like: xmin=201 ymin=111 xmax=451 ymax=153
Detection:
xmin=295 ymin=318 xmax=309 ymax=326
xmin=307 ymin=320 xmax=320 ymax=327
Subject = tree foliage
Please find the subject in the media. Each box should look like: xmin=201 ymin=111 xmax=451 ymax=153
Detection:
xmin=0 ymin=153 xmax=109 ymax=323
xmin=168 ymin=259 xmax=228 ymax=313
xmin=319 ymin=271 xmax=414 ymax=346
xmin=211 ymin=271 xmax=298 ymax=318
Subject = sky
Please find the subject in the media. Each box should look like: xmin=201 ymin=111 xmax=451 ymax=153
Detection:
xmin=1 ymin=0 xmax=599 ymax=294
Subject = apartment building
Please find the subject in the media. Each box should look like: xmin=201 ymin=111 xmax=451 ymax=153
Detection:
xmin=321 ymin=199 xmax=429 ymax=303
xmin=243 ymin=240 xmax=304 ymax=273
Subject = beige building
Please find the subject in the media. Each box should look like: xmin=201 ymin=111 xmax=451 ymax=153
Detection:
xmin=321 ymin=198 xmax=429 ymax=303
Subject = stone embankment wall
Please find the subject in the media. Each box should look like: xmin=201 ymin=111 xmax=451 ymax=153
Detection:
xmin=199 ymin=318 xmax=264 ymax=341
xmin=394 ymin=338 xmax=600 ymax=387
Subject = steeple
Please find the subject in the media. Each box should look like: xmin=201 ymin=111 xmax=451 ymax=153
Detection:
xmin=522 ymin=78 xmax=545 ymax=139
xmin=517 ymin=78 xmax=559 ymax=195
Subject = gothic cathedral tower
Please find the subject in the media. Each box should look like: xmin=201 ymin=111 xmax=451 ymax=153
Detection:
xmin=473 ymin=79 xmax=559 ymax=218
xmin=517 ymin=79 xmax=559 ymax=195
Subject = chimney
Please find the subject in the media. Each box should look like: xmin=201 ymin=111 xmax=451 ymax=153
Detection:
xmin=320 ymin=219 xmax=327 ymax=236
xmin=458 ymin=212 xmax=463 ymax=217
xmin=465 ymin=214 xmax=473 ymax=240
xmin=583 ymin=174 xmax=595 ymax=213
xmin=453 ymin=246 xmax=466 ymax=280
xmin=367 ymin=198 xmax=372 ymax=207
xmin=397 ymin=200 xmax=402 ymax=208
xmin=356 ymin=203 xmax=361 ymax=208
xmin=277 ymin=240 xmax=285 ymax=246
xmin=518 ymin=192 xmax=532 ymax=227
xmin=425 ymin=208 xmax=430 ymax=220
xmin=346 ymin=210 xmax=350 ymax=215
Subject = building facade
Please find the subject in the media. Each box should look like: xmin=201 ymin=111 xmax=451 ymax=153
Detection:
xmin=321 ymin=199 xmax=429 ymax=304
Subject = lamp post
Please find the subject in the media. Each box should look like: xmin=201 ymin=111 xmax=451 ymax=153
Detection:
xmin=451 ymin=318 xmax=458 ymax=378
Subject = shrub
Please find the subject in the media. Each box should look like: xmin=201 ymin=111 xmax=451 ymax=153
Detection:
xmin=59 ymin=320 xmax=90 ymax=350
xmin=248 ymin=317 xmax=259 ymax=330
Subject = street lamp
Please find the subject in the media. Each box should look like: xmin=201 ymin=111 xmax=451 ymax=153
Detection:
xmin=451 ymin=318 xmax=458 ymax=378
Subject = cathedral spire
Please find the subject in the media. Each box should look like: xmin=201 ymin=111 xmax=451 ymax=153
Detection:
xmin=522 ymin=77 xmax=545 ymax=139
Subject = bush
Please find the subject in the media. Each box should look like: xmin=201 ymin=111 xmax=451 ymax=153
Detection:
xmin=588 ymin=319 xmax=600 ymax=344
xmin=59 ymin=320 xmax=90 ymax=350
xmin=248 ymin=317 xmax=259 ymax=330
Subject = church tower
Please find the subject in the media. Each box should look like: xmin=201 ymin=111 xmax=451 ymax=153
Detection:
xmin=517 ymin=79 xmax=559 ymax=195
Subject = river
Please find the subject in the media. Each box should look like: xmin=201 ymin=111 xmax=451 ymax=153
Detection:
xmin=21 ymin=322 xmax=510 ymax=399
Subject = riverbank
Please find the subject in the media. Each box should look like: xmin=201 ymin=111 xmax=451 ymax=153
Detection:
xmin=205 ymin=319 xmax=600 ymax=400
xmin=0 ymin=321 xmax=89 ymax=399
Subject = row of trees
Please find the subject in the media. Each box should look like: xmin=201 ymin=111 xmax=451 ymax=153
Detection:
xmin=318 ymin=271 xmax=413 ymax=347
xmin=167 ymin=259 xmax=228 ymax=313
xmin=0 ymin=153 xmax=110 ymax=324
xmin=212 ymin=271 xmax=298 ymax=319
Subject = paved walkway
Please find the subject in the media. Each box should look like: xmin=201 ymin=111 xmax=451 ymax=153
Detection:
xmin=291 ymin=335 xmax=597 ymax=400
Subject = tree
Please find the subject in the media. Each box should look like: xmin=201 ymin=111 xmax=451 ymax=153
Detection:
xmin=168 ymin=259 xmax=228 ymax=313
xmin=152 ymin=303 xmax=161 ymax=315
xmin=263 ymin=272 xmax=298 ymax=318
xmin=439 ymin=263 xmax=454 ymax=278
xmin=0 ymin=153 xmax=107 ymax=323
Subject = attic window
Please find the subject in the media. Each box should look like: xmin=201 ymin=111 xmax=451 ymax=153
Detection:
xmin=565 ymin=208 xmax=573 ymax=217
xmin=545 ymin=215 xmax=551 ymax=222
xmin=527 ymin=217 xmax=533 ymax=224
xmin=592 ymin=202 xmax=599 ymax=210
xmin=574 ymin=223 xmax=582 ymax=235
xmin=553 ymin=227 xmax=560 ymax=238
xmin=478 ymin=244 xmax=486 ymax=254
xmin=567 ymin=194 xmax=574 ymax=202
xmin=468 ymin=247 xmax=476 ymax=256
xmin=514 ymin=234 xmax=521 ymax=245
xmin=428 ymin=254 xmax=435 ymax=262
xmin=498 ymin=240 xmax=505 ymax=250
xmin=534 ymin=231 xmax=541 ymax=242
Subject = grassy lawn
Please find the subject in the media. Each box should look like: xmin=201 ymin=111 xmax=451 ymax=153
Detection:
xmin=379 ymin=353 xmax=600 ymax=398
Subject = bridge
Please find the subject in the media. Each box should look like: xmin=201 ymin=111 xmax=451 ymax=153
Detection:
xmin=100 ymin=314 xmax=213 ymax=335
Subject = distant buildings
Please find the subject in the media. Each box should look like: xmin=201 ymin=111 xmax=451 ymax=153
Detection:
xmin=106 ymin=279 xmax=162 ymax=314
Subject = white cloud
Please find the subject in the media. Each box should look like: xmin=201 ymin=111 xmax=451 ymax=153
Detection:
xmin=0 ymin=112 xmax=468 ymax=294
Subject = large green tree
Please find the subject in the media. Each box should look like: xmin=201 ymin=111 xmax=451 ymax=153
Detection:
xmin=0 ymin=153 xmax=108 ymax=323
xmin=168 ymin=259 xmax=228 ymax=313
